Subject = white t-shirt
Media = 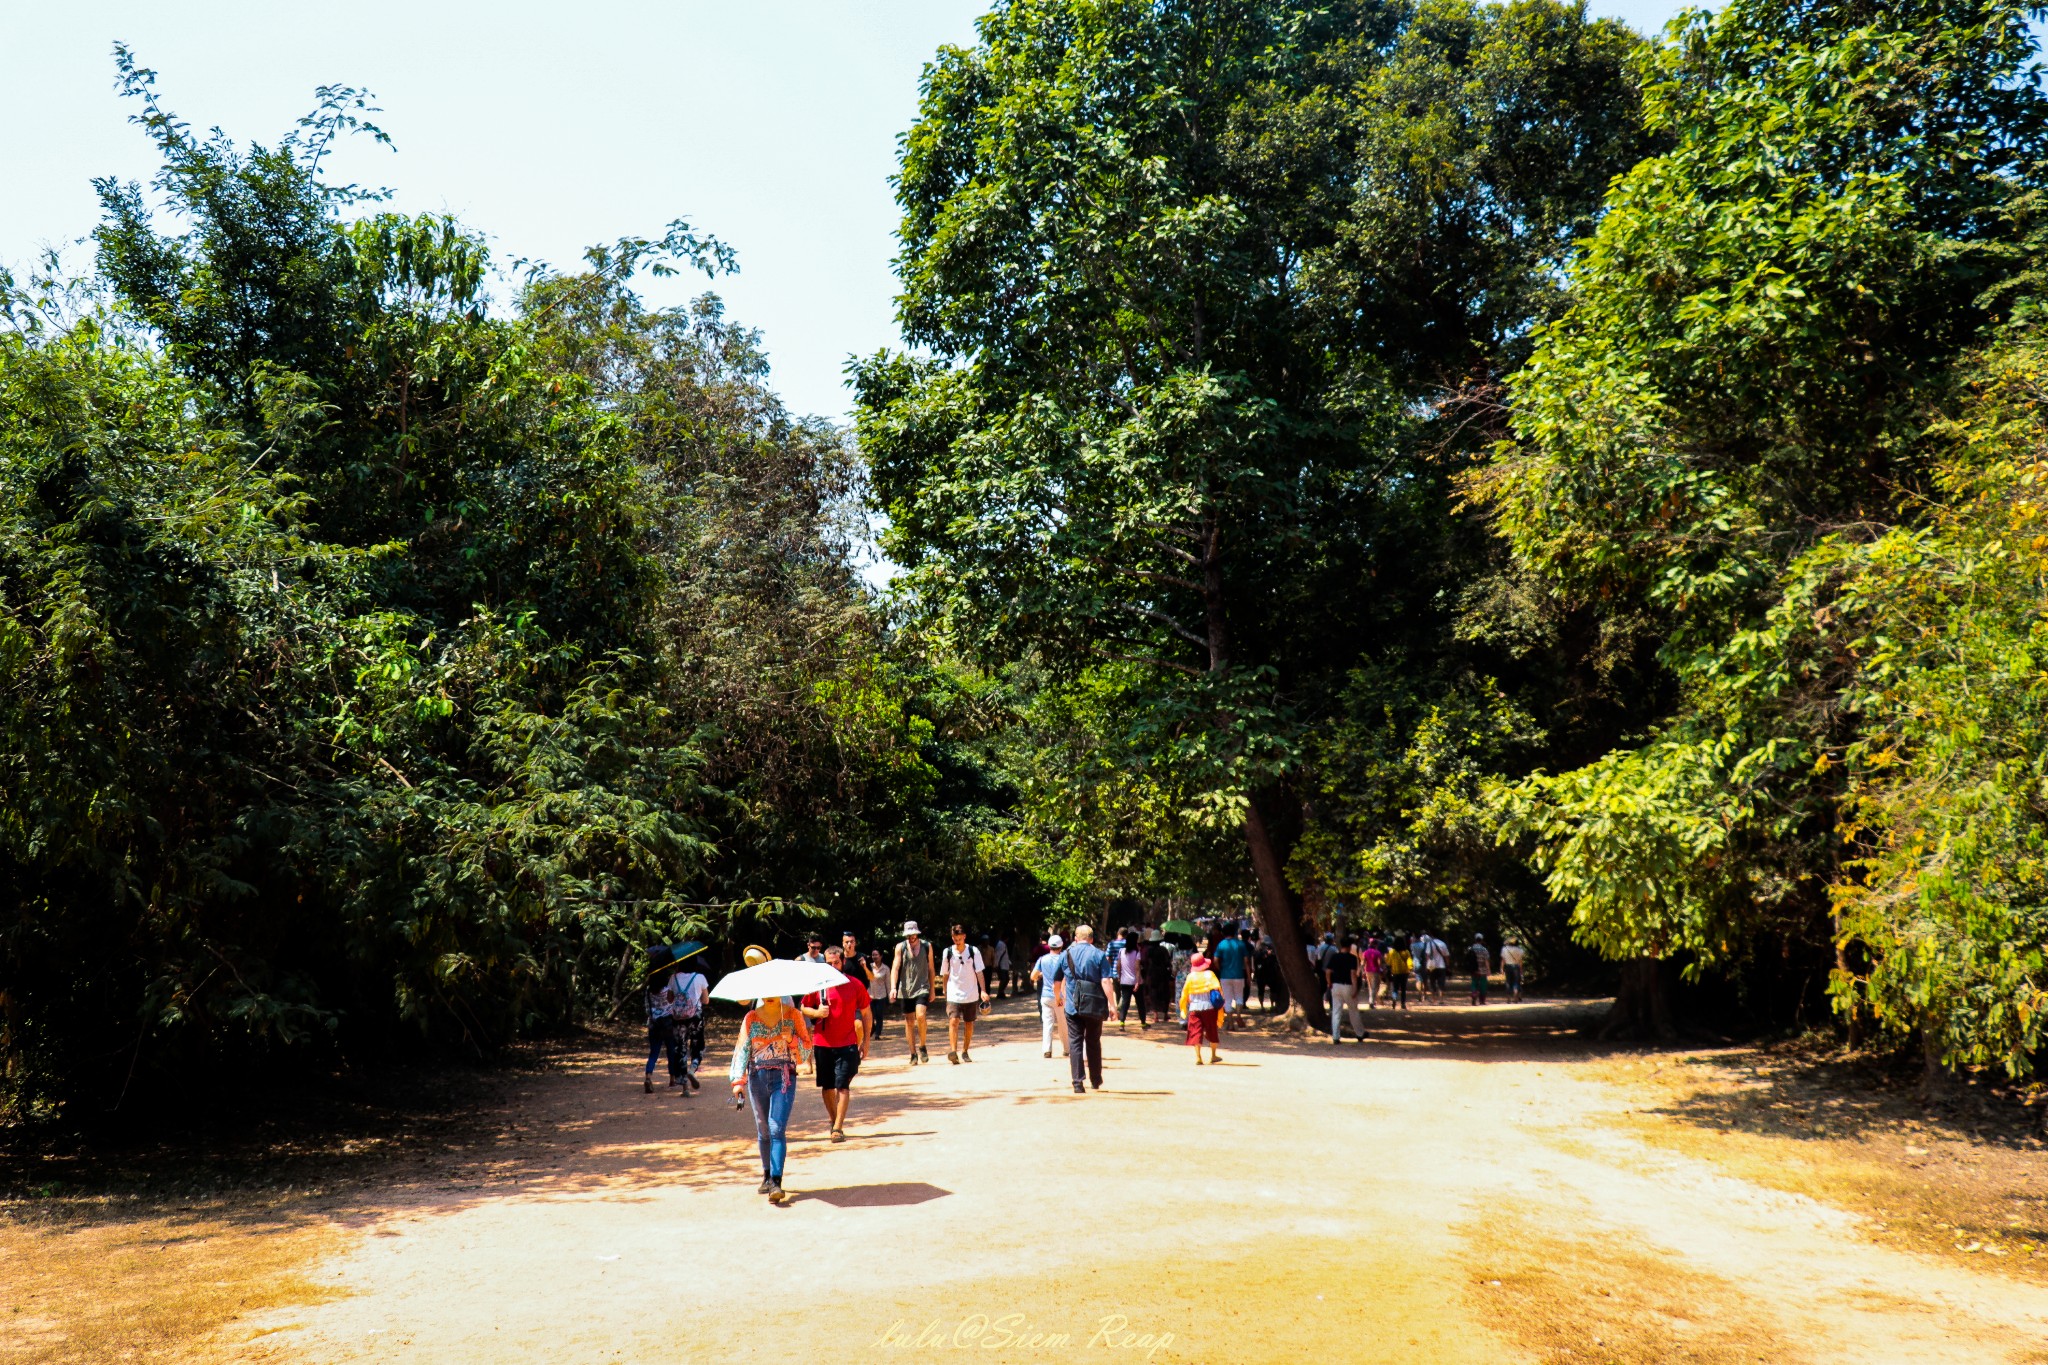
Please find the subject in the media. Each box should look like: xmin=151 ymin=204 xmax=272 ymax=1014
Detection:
xmin=673 ymin=971 xmax=708 ymax=1019
xmin=1500 ymin=944 xmax=1525 ymax=967
xmin=1426 ymin=938 xmax=1449 ymax=970
xmin=942 ymin=944 xmax=985 ymax=1003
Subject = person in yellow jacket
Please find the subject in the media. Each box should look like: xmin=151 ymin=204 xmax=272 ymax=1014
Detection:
xmin=1178 ymin=954 xmax=1223 ymax=1064
xmin=1385 ymin=943 xmax=1412 ymax=1010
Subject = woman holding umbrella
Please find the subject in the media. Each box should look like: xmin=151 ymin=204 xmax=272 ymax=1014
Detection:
xmin=720 ymin=946 xmax=838 ymax=1205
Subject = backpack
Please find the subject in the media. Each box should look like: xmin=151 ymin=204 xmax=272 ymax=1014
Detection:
xmin=1062 ymin=947 xmax=1109 ymax=1019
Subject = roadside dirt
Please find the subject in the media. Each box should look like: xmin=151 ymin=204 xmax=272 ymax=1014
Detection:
xmin=7 ymin=999 xmax=2047 ymax=1364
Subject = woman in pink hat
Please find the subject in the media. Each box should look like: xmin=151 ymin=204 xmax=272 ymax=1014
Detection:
xmin=1178 ymin=953 xmax=1223 ymax=1065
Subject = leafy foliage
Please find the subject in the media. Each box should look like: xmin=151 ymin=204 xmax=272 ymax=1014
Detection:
xmin=0 ymin=63 xmax=1019 ymax=1121
xmin=1477 ymin=0 xmax=2048 ymax=1054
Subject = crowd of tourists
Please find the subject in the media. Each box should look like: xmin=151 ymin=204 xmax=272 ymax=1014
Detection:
xmin=646 ymin=917 xmax=1529 ymax=1202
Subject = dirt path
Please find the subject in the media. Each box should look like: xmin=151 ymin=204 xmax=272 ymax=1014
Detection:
xmin=225 ymin=1000 xmax=2048 ymax=1365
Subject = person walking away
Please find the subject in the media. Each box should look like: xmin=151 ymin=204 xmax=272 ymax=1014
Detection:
xmin=1500 ymin=937 xmax=1525 ymax=1002
xmin=1213 ymin=924 xmax=1251 ymax=1030
xmin=671 ymin=954 xmax=710 ymax=1089
xmin=643 ymin=957 xmax=685 ymax=1093
xmin=1179 ymin=953 xmax=1223 ymax=1064
xmin=891 ymin=922 xmax=936 ymax=1064
xmin=1113 ymin=928 xmax=1148 ymax=1028
xmin=1144 ymin=930 xmax=1173 ymax=1020
xmin=800 ymin=944 xmax=872 ymax=1142
xmin=1468 ymin=935 xmax=1492 ymax=1005
xmin=1170 ymin=937 xmax=1193 ymax=1023
xmin=940 ymin=925 xmax=988 ymax=1062
xmin=1052 ymin=925 xmax=1116 ymax=1092
xmin=1360 ymin=936 xmax=1384 ymax=1011
xmin=728 ymin=992 xmax=812 ymax=1204
xmin=1326 ymin=937 xmax=1364 ymax=1043
xmin=1032 ymin=933 xmax=1069 ymax=1057
xmin=991 ymin=935 xmax=1012 ymax=999
xmin=1425 ymin=934 xmax=1450 ymax=1003
xmin=1385 ymin=940 xmax=1411 ymax=1010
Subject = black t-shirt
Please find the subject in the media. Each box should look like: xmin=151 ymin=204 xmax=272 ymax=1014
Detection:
xmin=1326 ymin=950 xmax=1359 ymax=986
xmin=840 ymin=955 xmax=871 ymax=989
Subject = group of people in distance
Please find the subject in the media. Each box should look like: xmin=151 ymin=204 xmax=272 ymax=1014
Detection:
xmin=1311 ymin=930 xmax=1527 ymax=1043
xmin=653 ymin=917 xmax=1532 ymax=1202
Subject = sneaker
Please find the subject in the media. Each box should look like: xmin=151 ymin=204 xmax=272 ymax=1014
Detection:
xmin=1042 ymin=1049 xmax=1052 ymax=1058
xmin=948 ymin=1051 xmax=959 ymax=1064
xmin=768 ymin=1183 xmax=789 ymax=1205
xmin=962 ymin=1051 xmax=972 ymax=1062
xmin=919 ymin=1046 xmax=929 ymax=1063
xmin=687 ymin=1072 xmax=701 ymax=1091
xmin=643 ymin=1073 xmax=655 ymax=1093
xmin=909 ymin=1050 xmax=920 ymax=1065
xmin=1073 ymin=1082 xmax=1086 ymax=1093
xmin=757 ymin=1177 xmax=775 ymax=1194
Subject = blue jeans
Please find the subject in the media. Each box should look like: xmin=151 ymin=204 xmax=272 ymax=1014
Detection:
xmin=746 ymin=1065 xmax=796 ymax=1179
xmin=645 ymin=1017 xmax=681 ymax=1077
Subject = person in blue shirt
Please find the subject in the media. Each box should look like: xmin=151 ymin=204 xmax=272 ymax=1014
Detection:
xmin=1050 ymin=926 xmax=1117 ymax=1093
xmin=1031 ymin=933 xmax=1069 ymax=1058
xmin=1212 ymin=923 xmax=1251 ymax=1030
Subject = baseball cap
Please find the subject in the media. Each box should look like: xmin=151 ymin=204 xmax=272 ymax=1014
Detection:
xmin=1047 ymin=933 xmax=1064 ymax=948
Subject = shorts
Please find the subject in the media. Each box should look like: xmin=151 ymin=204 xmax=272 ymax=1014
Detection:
xmin=1218 ymin=978 xmax=1247 ymax=1011
xmin=946 ymin=999 xmax=980 ymax=1023
xmin=813 ymin=1044 xmax=861 ymax=1089
xmin=897 ymin=992 xmax=930 ymax=1016
xmin=1186 ymin=1008 xmax=1219 ymax=1045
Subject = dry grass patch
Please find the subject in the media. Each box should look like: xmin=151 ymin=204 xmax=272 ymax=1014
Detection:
xmin=1593 ymin=1049 xmax=2048 ymax=1281
xmin=0 ymin=1202 xmax=341 ymax=1365
xmin=1459 ymin=1209 xmax=1801 ymax=1365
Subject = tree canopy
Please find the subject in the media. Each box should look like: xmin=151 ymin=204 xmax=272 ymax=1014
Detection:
xmin=11 ymin=0 xmax=2048 ymax=1118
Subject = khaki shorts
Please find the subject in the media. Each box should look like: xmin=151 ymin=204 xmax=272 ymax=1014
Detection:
xmin=946 ymin=1000 xmax=981 ymax=1023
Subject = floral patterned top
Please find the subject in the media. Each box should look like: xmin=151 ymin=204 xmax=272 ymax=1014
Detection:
xmin=727 ymin=1006 xmax=811 ymax=1084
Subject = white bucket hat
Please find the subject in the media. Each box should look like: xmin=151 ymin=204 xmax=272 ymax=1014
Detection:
xmin=902 ymin=920 xmax=920 ymax=935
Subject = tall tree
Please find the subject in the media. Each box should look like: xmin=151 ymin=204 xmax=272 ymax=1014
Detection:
xmin=1474 ymin=0 xmax=2048 ymax=1035
xmin=857 ymin=0 xmax=1650 ymax=1022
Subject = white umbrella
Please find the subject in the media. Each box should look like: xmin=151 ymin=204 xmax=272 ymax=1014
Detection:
xmin=709 ymin=958 xmax=848 ymax=1002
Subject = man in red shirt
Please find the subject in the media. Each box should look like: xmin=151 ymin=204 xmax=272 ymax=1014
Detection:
xmin=800 ymin=944 xmax=873 ymax=1142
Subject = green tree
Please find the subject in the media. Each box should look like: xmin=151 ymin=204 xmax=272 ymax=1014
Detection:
xmin=1475 ymin=0 xmax=2048 ymax=1035
xmin=858 ymin=0 xmax=1650 ymax=1021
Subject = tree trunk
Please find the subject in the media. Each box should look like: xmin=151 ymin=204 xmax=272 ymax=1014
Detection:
xmin=1833 ymin=914 xmax=1863 ymax=1050
xmin=1599 ymin=955 xmax=1675 ymax=1041
xmin=1246 ymin=788 xmax=1326 ymax=1033
xmin=1918 ymin=1021 xmax=1949 ymax=1105
xmin=1194 ymin=504 xmax=1322 ymax=1030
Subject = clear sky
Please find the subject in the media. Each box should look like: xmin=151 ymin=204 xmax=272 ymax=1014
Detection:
xmin=2 ymin=0 xmax=1691 ymax=423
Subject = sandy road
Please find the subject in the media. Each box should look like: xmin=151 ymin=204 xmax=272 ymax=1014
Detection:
xmin=237 ymin=1000 xmax=2048 ymax=1365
